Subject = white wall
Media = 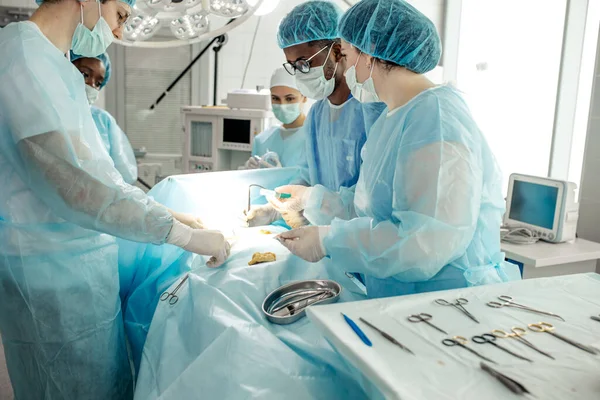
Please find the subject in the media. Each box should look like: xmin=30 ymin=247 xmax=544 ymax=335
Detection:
xmin=215 ymin=0 xmax=444 ymax=104
xmin=0 ymin=0 xmax=35 ymax=8
xmin=578 ymin=26 xmax=600 ymax=254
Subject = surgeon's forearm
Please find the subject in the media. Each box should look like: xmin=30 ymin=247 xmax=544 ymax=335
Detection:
xmin=324 ymin=215 xmax=475 ymax=281
xmin=303 ymin=184 xmax=357 ymax=225
xmin=18 ymin=134 xmax=172 ymax=244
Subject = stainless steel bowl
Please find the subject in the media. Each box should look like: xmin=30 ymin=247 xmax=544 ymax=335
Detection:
xmin=262 ymin=280 xmax=342 ymax=325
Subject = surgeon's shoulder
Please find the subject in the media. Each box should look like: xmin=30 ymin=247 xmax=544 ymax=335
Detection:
xmin=0 ymin=22 xmax=50 ymax=67
xmin=408 ymin=85 xmax=471 ymax=116
xmin=405 ymin=85 xmax=481 ymax=145
xmin=90 ymin=106 xmax=116 ymax=123
xmin=253 ymin=125 xmax=279 ymax=144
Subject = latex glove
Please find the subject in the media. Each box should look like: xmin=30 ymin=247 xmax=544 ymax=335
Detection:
xmin=167 ymin=219 xmax=231 ymax=267
xmin=243 ymin=204 xmax=280 ymax=227
xmin=259 ymin=152 xmax=282 ymax=168
xmin=268 ymin=185 xmax=312 ymax=228
xmin=169 ymin=209 xmax=204 ymax=229
xmin=269 ymin=185 xmax=312 ymax=213
xmin=276 ymin=226 xmax=330 ymax=262
xmin=244 ymin=156 xmax=260 ymax=170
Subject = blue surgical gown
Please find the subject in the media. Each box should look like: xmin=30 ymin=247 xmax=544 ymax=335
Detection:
xmin=0 ymin=22 xmax=172 ymax=399
xmin=298 ymin=97 xmax=386 ymax=191
xmin=251 ymin=125 xmax=306 ymax=167
xmin=314 ymin=86 xmax=521 ymax=298
xmin=91 ymin=106 xmax=138 ymax=184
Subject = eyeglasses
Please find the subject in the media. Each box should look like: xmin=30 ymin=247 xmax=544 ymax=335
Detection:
xmin=282 ymin=45 xmax=331 ymax=76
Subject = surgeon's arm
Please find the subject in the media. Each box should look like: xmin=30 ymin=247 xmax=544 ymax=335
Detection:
xmin=323 ymin=141 xmax=482 ymax=282
xmin=18 ymin=132 xmax=172 ymax=244
xmin=303 ymin=184 xmax=357 ymax=225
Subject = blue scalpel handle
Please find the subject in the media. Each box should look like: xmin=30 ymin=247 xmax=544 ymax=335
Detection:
xmin=342 ymin=313 xmax=372 ymax=347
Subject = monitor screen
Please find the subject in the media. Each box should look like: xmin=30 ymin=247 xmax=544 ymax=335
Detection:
xmin=223 ymin=118 xmax=251 ymax=144
xmin=509 ymin=180 xmax=558 ymax=230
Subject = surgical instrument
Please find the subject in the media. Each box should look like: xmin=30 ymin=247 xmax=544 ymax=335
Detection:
xmin=160 ymin=274 xmax=189 ymax=305
xmin=360 ymin=318 xmax=414 ymax=355
xmin=270 ymin=290 xmax=334 ymax=315
xmin=435 ymin=298 xmax=479 ymax=323
xmin=247 ymin=184 xmax=291 ymax=212
xmin=480 ymin=362 xmax=532 ymax=396
xmin=472 ymin=333 xmax=533 ymax=362
xmin=528 ymin=322 xmax=598 ymax=355
xmin=407 ymin=313 xmax=448 ymax=334
xmin=492 ymin=327 xmax=555 ymax=360
xmin=591 ymin=315 xmax=600 ymax=323
xmin=442 ymin=336 xmax=497 ymax=364
xmin=487 ymin=295 xmax=565 ymax=321
xmin=342 ymin=313 xmax=372 ymax=347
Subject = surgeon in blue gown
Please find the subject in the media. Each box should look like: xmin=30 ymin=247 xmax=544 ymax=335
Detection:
xmin=276 ymin=0 xmax=522 ymax=299
xmin=244 ymin=67 xmax=308 ymax=170
xmin=244 ymin=0 xmax=386 ymax=229
xmin=0 ymin=0 xmax=230 ymax=398
xmin=71 ymin=52 xmax=138 ymax=184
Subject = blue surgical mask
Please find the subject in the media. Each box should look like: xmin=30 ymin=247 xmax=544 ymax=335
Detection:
xmin=71 ymin=0 xmax=114 ymax=57
xmin=272 ymin=103 xmax=302 ymax=125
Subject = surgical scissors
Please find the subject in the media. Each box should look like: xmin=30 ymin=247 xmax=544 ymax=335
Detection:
xmin=435 ymin=298 xmax=479 ymax=323
xmin=528 ymin=322 xmax=598 ymax=355
xmin=160 ymin=274 xmax=189 ymax=305
xmin=407 ymin=313 xmax=448 ymax=335
xmin=442 ymin=336 xmax=497 ymax=364
xmin=487 ymin=295 xmax=565 ymax=321
xmin=492 ymin=327 xmax=555 ymax=360
xmin=472 ymin=333 xmax=533 ymax=362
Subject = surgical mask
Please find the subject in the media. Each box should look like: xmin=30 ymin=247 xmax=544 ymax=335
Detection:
xmin=272 ymin=103 xmax=302 ymax=124
xmin=345 ymin=53 xmax=380 ymax=103
xmin=295 ymin=46 xmax=338 ymax=100
xmin=71 ymin=0 xmax=114 ymax=57
xmin=85 ymin=85 xmax=100 ymax=105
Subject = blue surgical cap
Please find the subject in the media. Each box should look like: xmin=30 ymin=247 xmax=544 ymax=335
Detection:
xmin=36 ymin=0 xmax=136 ymax=8
xmin=339 ymin=0 xmax=441 ymax=74
xmin=71 ymin=51 xmax=112 ymax=90
xmin=277 ymin=1 xmax=343 ymax=49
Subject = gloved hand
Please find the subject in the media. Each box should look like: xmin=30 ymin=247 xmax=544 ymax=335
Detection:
xmin=167 ymin=219 xmax=231 ymax=267
xmin=169 ymin=209 xmax=204 ymax=229
xmin=268 ymin=185 xmax=313 ymax=228
xmin=260 ymin=152 xmax=282 ymax=168
xmin=243 ymin=204 xmax=281 ymax=227
xmin=244 ymin=156 xmax=260 ymax=170
xmin=276 ymin=226 xmax=331 ymax=262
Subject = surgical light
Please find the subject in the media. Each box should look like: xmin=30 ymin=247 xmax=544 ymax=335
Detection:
xmin=119 ymin=0 xmax=266 ymax=48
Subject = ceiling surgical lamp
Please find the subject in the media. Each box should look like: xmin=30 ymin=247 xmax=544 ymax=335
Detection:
xmin=118 ymin=0 xmax=279 ymax=48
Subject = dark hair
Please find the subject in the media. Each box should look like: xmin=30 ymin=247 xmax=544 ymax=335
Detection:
xmin=307 ymin=38 xmax=340 ymax=49
xmin=377 ymin=58 xmax=402 ymax=72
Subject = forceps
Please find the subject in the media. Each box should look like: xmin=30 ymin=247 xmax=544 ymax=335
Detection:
xmin=407 ymin=313 xmax=448 ymax=335
xmin=492 ymin=327 xmax=555 ymax=360
xmin=487 ymin=295 xmax=565 ymax=321
xmin=160 ymin=274 xmax=189 ymax=305
xmin=528 ymin=322 xmax=598 ymax=355
xmin=435 ymin=298 xmax=479 ymax=323
xmin=360 ymin=318 xmax=414 ymax=355
xmin=472 ymin=333 xmax=533 ymax=362
xmin=442 ymin=336 xmax=497 ymax=364
xmin=591 ymin=315 xmax=600 ymax=323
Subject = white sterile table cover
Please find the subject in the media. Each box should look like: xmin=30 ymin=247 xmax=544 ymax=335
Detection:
xmin=308 ymin=273 xmax=600 ymax=400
